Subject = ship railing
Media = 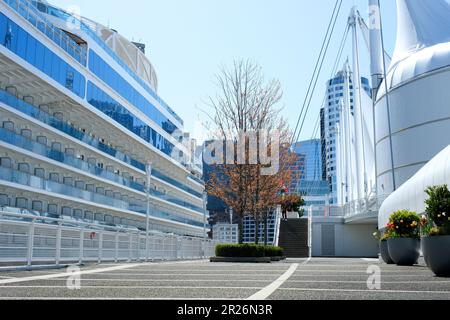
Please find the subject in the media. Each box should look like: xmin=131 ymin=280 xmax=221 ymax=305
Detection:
xmin=3 ymin=0 xmax=87 ymax=65
xmin=0 ymin=208 xmax=217 ymax=266
xmin=4 ymin=0 xmax=183 ymax=126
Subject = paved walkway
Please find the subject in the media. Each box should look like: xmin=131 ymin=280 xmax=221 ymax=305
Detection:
xmin=0 ymin=258 xmax=449 ymax=300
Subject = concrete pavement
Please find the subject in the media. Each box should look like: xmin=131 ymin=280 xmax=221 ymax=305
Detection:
xmin=0 ymin=258 xmax=448 ymax=300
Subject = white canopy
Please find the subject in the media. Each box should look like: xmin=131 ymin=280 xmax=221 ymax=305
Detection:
xmin=378 ymin=0 xmax=450 ymax=97
xmin=391 ymin=0 xmax=450 ymax=66
xmin=379 ymin=145 xmax=450 ymax=228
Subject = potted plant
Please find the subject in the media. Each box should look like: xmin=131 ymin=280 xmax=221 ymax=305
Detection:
xmin=422 ymin=185 xmax=450 ymax=277
xmin=373 ymin=230 xmax=394 ymax=264
xmin=386 ymin=210 xmax=421 ymax=266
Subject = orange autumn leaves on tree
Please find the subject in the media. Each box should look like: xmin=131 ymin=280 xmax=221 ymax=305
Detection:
xmin=203 ymin=59 xmax=303 ymax=243
xmin=279 ymin=194 xmax=305 ymax=214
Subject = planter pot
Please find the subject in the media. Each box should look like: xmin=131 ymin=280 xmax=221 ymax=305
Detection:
xmin=270 ymin=256 xmax=287 ymax=262
xmin=422 ymin=236 xmax=450 ymax=277
xmin=380 ymin=241 xmax=394 ymax=264
xmin=387 ymin=238 xmax=420 ymax=266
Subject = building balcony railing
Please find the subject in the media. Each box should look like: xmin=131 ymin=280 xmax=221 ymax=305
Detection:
xmin=3 ymin=0 xmax=87 ymax=65
xmin=343 ymin=194 xmax=388 ymax=220
xmin=0 ymin=89 xmax=203 ymax=200
xmin=0 ymin=126 xmax=144 ymax=192
xmin=25 ymin=0 xmax=183 ymax=126
xmin=0 ymin=127 xmax=204 ymax=213
xmin=0 ymin=166 xmax=205 ymax=228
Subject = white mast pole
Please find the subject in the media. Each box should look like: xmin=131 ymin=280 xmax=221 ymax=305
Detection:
xmin=342 ymin=63 xmax=354 ymax=203
xmin=338 ymin=104 xmax=347 ymax=204
xmin=335 ymin=122 xmax=344 ymax=205
xmin=349 ymin=7 xmax=367 ymax=200
xmin=368 ymin=0 xmax=384 ymax=198
xmin=368 ymin=0 xmax=385 ymax=98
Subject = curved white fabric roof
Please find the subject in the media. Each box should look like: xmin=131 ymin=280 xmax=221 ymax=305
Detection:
xmin=36 ymin=1 xmax=159 ymax=92
xmin=379 ymin=145 xmax=450 ymax=228
xmin=81 ymin=16 xmax=159 ymax=92
xmin=377 ymin=0 xmax=450 ymax=98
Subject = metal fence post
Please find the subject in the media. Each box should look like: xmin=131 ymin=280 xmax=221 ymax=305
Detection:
xmin=115 ymin=232 xmax=119 ymax=263
xmin=145 ymin=163 xmax=152 ymax=262
xmin=79 ymin=228 xmax=84 ymax=265
xmin=146 ymin=235 xmax=150 ymax=262
xmin=55 ymin=222 xmax=62 ymax=265
xmin=162 ymin=237 xmax=166 ymax=261
xmin=98 ymin=231 xmax=103 ymax=263
xmin=128 ymin=233 xmax=132 ymax=262
xmin=26 ymin=219 xmax=35 ymax=267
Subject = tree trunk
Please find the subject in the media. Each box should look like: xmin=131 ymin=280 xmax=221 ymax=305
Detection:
xmin=264 ymin=211 xmax=268 ymax=246
xmin=238 ymin=217 xmax=244 ymax=244
xmin=254 ymin=213 xmax=260 ymax=245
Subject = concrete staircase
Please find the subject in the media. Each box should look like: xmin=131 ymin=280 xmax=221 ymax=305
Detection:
xmin=278 ymin=219 xmax=309 ymax=258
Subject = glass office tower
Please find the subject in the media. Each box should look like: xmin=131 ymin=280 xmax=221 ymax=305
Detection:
xmin=321 ymin=70 xmax=371 ymax=204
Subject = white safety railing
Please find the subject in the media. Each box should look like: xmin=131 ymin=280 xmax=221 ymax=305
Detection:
xmin=273 ymin=205 xmax=282 ymax=247
xmin=0 ymin=209 xmax=217 ymax=266
xmin=343 ymin=195 xmax=389 ymax=219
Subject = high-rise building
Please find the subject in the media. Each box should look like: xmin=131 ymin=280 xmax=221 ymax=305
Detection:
xmin=321 ymin=67 xmax=371 ymax=204
xmin=212 ymin=223 xmax=238 ymax=244
xmin=0 ymin=0 xmax=207 ymax=237
xmin=291 ymin=139 xmax=329 ymax=207
xmin=291 ymin=139 xmax=322 ymax=182
xmin=202 ymin=140 xmax=228 ymax=228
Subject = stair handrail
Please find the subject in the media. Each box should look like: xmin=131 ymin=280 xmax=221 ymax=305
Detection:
xmin=274 ymin=205 xmax=281 ymax=247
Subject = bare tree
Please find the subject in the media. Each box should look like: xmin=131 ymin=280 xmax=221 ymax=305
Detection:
xmin=204 ymin=59 xmax=299 ymax=244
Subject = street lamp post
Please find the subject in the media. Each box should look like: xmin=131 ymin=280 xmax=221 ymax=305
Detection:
xmin=202 ymin=191 xmax=208 ymax=258
xmin=146 ymin=163 xmax=152 ymax=262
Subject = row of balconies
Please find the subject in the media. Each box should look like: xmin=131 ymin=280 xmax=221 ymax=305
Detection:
xmin=0 ymin=113 xmax=204 ymax=213
xmin=0 ymin=192 xmax=202 ymax=237
xmin=0 ymin=87 xmax=204 ymax=199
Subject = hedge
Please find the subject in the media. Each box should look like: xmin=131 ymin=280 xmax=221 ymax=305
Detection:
xmin=263 ymin=245 xmax=284 ymax=257
xmin=215 ymin=244 xmax=284 ymax=258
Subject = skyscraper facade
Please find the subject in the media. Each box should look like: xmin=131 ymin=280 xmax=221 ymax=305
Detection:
xmin=321 ymin=69 xmax=371 ymax=204
xmin=290 ymin=139 xmax=329 ymax=207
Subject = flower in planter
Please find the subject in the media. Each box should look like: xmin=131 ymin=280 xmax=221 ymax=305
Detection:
xmin=424 ymin=185 xmax=450 ymax=236
xmin=388 ymin=210 xmax=420 ymax=239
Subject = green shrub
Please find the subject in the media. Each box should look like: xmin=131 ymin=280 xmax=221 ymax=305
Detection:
xmin=263 ymin=246 xmax=284 ymax=257
xmin=425 ymin=185 xmax=450 ymax=235
xmin=387 ymin=210 xmax=420 ymax=239
xmin=215 ymin=244 xmax=284 ymax=258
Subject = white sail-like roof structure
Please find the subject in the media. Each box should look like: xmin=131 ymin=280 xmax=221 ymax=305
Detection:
xmin=378 ymin=0 xmax=450 ymax=97
xmin=377 ymin=0 xmax=450 ymax=227
xmin=379 ymin=145 xmax=450 ymax=228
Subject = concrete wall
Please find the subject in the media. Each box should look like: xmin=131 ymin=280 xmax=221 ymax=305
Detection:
xmin=312 ymin=218 xmax=378 ymax=258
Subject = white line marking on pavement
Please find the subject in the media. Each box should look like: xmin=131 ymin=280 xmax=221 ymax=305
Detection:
xmin=0 ymin=297 xmax=244 ymax=301
xmin=247 ymin=259 xmax=308 ymax=300
xmin=362 ymin=258 xmax=380 ymax=262
xmin=26 ymin=279 xmax=274 ymax=283
xmin=40 ymin=273 xmax=280 ymax=277
xmin=0 ymin=286 xmax=264 ymax=290
xmin=286 ymin=280 xmax=450 ymax=284
xmin=279 ymin=288 xmax=450 ymax=295
xmin=0 ymin=260 xmax=207 ymax=285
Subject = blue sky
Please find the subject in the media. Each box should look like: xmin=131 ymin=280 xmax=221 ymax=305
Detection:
xmin=51 ymin=0 xmax=398 ymax=142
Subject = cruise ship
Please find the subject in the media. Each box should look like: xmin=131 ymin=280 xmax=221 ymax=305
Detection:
xmin=0 ymin=0 xmax=208 ymax=240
